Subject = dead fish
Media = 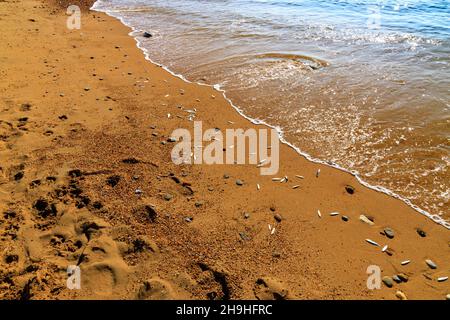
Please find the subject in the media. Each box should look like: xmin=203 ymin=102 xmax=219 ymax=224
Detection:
xmin=437 ymin=276 xmax=448 ymax=282
xmin=382 ymin=245 xmax=388 ymax=252
xmin=272 ymin=178 xmax=282 ymax=182
xmin=366 ymin=239 xmax=380 ymax=246
xmin=317 ymin=210 xmax=322 ymax=218
xmin=257 ymin=184 xmax=260 ymax=190
xmin=330 ymin=212 xmax=339 ymax=216
xmin=292 ymin=185 xmax=301 ymax=189
xmin=401 ymin=260 xmax=411 ymax=266
xmin=316 ymin=169 xmax=320 ymax=178
xmin=295 ymin=175 xmax=304 ymax=179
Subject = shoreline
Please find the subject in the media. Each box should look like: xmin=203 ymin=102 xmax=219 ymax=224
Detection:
xmin=0 ymin=0 xmax=448 ymax=300
xmin=91 ymin=0 xmax=449 ymax=230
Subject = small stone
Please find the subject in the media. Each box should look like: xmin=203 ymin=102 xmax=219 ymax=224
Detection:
xmin=195 ymin=201 xmax=203 ymax=208
xmin=84 ymin=87 xmax=90 ymax=91
xmin=184 ymin=217 xmax=193 ymax=223
xmin=272 ymin=251 xmax=281 ymax=258
xmin=163 ymin=194 xmax=173 ymax=201
xmin=239 ymin=232 xmax=250 ymax=241
xmin=161 ymin=141 xmax=167 ymax=145
xmin=106 ymin=175 xmax=121 ymax=187
xmin=208 ymin=187 xmax=214 ymax=192
xmin=416 ymin=228 xmax=426 ymax=237
xmin=395 ymin=291 xmax=407 ymax=300
xmin=135 ymin=189 xmax=143 ymax=195
xmin=274 ymin=214 xmax=283 ymax=223
xmin=270 ymin=206 xmax=276 ymax=212
xmin=14 ymin=171 xmax=24 ymax=181
xmin=167 ymin=137 xmax=177 ymax=143
xmin=345 ymin=185 xmax=355 ymax=194
xmin=359 ymin=214 xmax=374 ymax=226
xmin=235 ymin=179 xmax=244 ymax=186
xmin=341 ymin=216 xmax=349 ymax=222
xmin=382 ymin=276 xmax=393 ymax=288
xmin=446 ymin=294 xmax=450 ymax=300
xmin=223 ymin=174 xmax=230 ymax=179
xmin=244 ymin=213 xmax=250 ymax=219
xmin=392 ymin=275 xmax=402 ymax=283
xmin=425 ymin=259 xmax=437 ymax=269
xmin=143 ymin=32 xmax=152 ymax=38
xmin=397 ymin=273 xmax=409 ymax=282
xmin=384 ymin=227 xmax=395 ymax=239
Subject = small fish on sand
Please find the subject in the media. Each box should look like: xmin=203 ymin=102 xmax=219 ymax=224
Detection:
xmin=329 ymin=212 xmax=339 ymax=216
xmin=382 ymin=245 xmax=388 ymax=252
xmin=295 ymin=175 xmax=304 ymax=179
xmin=401 ymin=260 xmax=411 ymax=266
xmin=292 ymin=185 xmax=300 ymax=189
xmin=316 ymin=169 xmax=320 ymax=177
xmin=257 ymin=184 xmax=260 ymax=190
xmin=317 ymin=210 xmax=322 ymax=218
xmin=437 ymin=276 xmax=448 ymax=282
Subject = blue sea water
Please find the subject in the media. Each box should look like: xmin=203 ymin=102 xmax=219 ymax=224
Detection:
xmin=92 ymin=0 xmax=450 ymax=225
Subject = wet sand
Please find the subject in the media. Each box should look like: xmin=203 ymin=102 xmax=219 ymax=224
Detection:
xmin=0 ymin=0 xmax=448 ymax=300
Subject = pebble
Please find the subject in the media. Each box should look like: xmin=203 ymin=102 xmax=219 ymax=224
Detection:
xmin=341 ymin=216 xmax=349 ymax=222
xmin=365 ymin=239 xmax=379 ymax=246
xmin=274 ymin=214 xmax=283 ymax=223
xmin=359 ymin=214 xmax=375 ymax=226
xmin=84 ymin=87 xmax=90 ymax=91
xmin=397 ymin=273 xmax=409 ymax=282
xmin=143 ymin=32 xmax=152 ymax=38
xmin=345 ymin=185 xmax=355 ymax=195
xmin=184 ymin=217 xmax=193 ymax=223
xmin=382 ymin=276 xmax=393 ymax=288
xmin=244 ymin=213 xmax=250 ymax=219
xmin=167 ymin=137 xmax=177 ymax=143
xmin=392 ymin=275 xmax=402 ymax=283
xmin=395 ymin=291 xmax=407 ymax=300
xmin=223 ymin=174 xmax=230 ymax=179
xmin=163 ymin=194 xmax=173 ymax=201
xmin=425 ymin=259 xmax=437 ymax=269
xmin=384 ymin=227 xmax=395 ymax=239
xmin=235 ymin=179 xmax=244 ymax=186
xmin=416 ymin=228 xmax=427 ymax=237
xmin=446 ymin=294 xmax=450 ymax=300
xmin=239 ymin=232 xmax=250 ymax=241
xmin=194 ymin=201 xmax=203 ymax=208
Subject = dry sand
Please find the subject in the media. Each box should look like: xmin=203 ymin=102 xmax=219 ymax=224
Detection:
xmin=0 ymin=0 xmax=448 ymax=300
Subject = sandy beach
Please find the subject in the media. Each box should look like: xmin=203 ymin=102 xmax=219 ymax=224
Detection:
xmin=0 ymin=0 xmax=449 ymax=300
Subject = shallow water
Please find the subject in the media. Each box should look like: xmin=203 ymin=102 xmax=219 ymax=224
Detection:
xmin=92 ymin=0 xmax=450 ymax=222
